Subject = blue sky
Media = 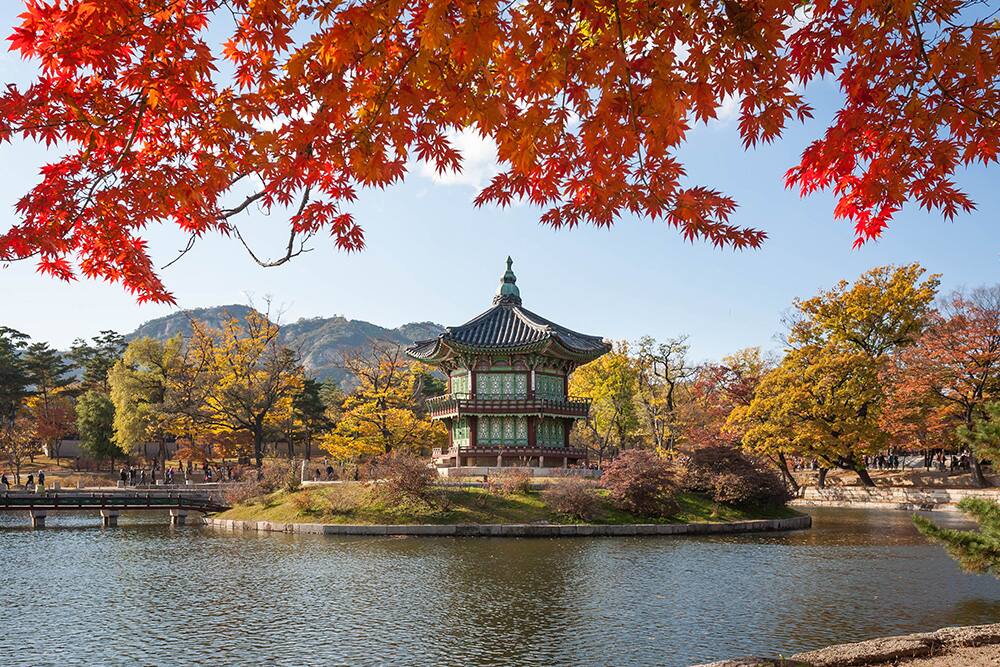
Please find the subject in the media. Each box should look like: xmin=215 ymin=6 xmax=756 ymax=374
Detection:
xmin=0 ymin=6 xmax=995 ymax=361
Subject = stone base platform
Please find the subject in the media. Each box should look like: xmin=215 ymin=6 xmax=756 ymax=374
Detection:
xmin=203 ymin=514 xmax=810 ymax=537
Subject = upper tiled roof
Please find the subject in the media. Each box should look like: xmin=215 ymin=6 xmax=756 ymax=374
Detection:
xmin=406 ymin=259 xmax=611 ymax=363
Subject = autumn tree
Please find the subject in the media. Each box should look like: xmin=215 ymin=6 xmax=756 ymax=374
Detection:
xmin=635 ymin=336 xmax=695 ymax=452
xmin=2 ymin=0 xmax=996 ymax=301
xmin=76 ymin=389 xmax=121 ymax=470
xmin=733 ymin=265 xmax=939 ymax=487
xmin=185 ymin=312 xmax=305 ymax=468
xmin=882 ymin=286 xmax=1000 ymax=486
xmin=108 ymin=335 xmax=186 ymax=465
xmin=570 ymin=342 xmax=640 ymax=464
xmin=0 ymin=414 xmax=37 ymax=485
xmin=22 ymin=341 xmax=74 ymax=460
xmin=320 ymin=344 xmax=445 ymax=462
xmin=695 ymin=347 xmax=797 ymax=491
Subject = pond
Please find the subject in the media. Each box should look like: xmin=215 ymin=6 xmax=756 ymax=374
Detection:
xmin=2 ymin=507 xmax=999 ymax=666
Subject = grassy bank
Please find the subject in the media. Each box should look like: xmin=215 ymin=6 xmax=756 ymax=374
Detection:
xmin=215 ymin=484 xmax=800 ymax=526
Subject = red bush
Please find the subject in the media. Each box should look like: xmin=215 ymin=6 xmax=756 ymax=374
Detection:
xmin=600 ymin=449 xmax=677 ymax=517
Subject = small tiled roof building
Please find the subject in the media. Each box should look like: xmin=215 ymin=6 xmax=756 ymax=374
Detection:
xmin=407 ymin=257 xmax=611 ymax=468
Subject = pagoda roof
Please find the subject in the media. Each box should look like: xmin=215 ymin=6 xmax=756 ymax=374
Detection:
xmin=407 ymin=258 xmax=611 ymax=364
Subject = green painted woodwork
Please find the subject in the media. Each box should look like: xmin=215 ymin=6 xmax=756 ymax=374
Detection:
xmin=536 ymin=418 xmax=565 ymax=448
xmin=477 ymin=372 xmax=528 ymax=398
xmin=450 ymin=372 xmax=470 ymax=396
xmin=478 ymin=416 xmax=529 ymax=446
xmin=452 ymin=417 xmax=470 ymax=446
xmin=534 ymin=374 xmax=565 ymax=400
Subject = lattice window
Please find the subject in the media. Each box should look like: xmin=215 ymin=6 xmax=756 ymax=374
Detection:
xmin=452 ymin=417 xmax=470 ymax=446
xmin=450 ymin=372 xmax=470 ymax=396
xmin=536 ymin=418 xmax=565 ymax=447
xmin=535 ymin=374 xmax=565 ymax=399
xmin=477 ymin=373 xmax=527 ymax=398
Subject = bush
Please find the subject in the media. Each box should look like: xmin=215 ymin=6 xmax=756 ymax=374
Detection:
xmin=368 ymin=452 xmax=438 ymax=508
xmin=222 ymin=459 xmax=300 ymax=505
xmin=542 ymin=477 xmax=600 ymax=521
xmin=600 ymin=449 xmax=677 ymax=517
xmin=261 ymin=459 xmax=301 ymax=494
xmin=485 ymin=468 xmax=533 ymax=495
xmin=680 ymin=445 xmax=789 ymax=506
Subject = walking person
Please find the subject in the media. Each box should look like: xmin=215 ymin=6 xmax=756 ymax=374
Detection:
xmin=1 ymin=474 xmax=9 ymax=492
xmin=25 ymin=473 xmax=34 ymax=490
xmin=37 ymin=471 xmax=45 ymax=488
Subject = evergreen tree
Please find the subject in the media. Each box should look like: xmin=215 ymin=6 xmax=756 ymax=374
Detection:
xmin=0 ymin=327 xmax=30 ymax=427
xmin=915 ymin=497 xmax=1000 ymax=577
xmin=76 ymin=389 xmax=122 ymax=470
xmin=69 ymin=331 xmax=127 ymax=393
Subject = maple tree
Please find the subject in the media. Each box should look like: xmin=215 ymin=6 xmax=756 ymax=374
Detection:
xmin=882 ymin=285 xmax=1000 ymax=485
xmin=2 ymin=0 xmax=996 ymax=302
xmin=320 ymin=343 xmax=444 ymax=461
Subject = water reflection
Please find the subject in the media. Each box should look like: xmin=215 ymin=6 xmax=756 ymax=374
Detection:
xmin=2 ymin=508 xmax=999 ymax=666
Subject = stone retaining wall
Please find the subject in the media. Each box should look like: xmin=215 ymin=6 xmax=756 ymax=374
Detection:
xmin=792 ymin=486 xmax=1000 ymax=511
xmin=202 ymin=514 xmax=811 ymax=537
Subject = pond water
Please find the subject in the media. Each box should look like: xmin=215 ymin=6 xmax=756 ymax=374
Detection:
xmin=2 ymin=507 xmax=999 ymax=666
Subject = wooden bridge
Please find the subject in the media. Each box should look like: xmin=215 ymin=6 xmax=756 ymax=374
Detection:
xmin=0 ymin=490 xmax=229 ymax=527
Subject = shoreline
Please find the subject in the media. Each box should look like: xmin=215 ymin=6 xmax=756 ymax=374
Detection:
xmin=693 ymin=622 xmax=1000 ymax=666
xmin=202 ymin=514 xmax=811 ymax=537
xmin=790 ymin=486 xmax=1000 ymax=512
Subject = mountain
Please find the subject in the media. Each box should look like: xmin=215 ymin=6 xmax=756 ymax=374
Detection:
xmin=128 ymin=305 xmax=444 ymax=387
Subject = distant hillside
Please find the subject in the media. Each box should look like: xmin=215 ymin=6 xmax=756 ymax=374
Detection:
xmin=128 ymin=305 xmax=444 ymax=387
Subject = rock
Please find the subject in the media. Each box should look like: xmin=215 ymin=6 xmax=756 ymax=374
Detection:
xmin=932 ymin=623 xmax=1000 ymax=648
xmin=790 ymin=634 xmax=939 ymax=666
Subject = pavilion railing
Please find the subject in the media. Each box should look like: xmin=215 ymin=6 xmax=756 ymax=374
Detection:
xmin=425 ymin=393 xmax=591 ymax=417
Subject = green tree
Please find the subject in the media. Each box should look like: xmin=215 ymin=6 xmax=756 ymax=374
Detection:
xmin=915 ymin=498 xmax=1000 ymax=577
xmin=959 ymin=401 xmax=1000 ymax=463
xmin=75 ymin=389 xmax=122 ymax=470
xmin=0 ymin=327 xmax=31 ymax=428
xmin=108 ymin=336 xmax=185 ymax=465
xmin=70 ymin=331 xmax=127 ymax=393
xmin=291 ymin=378 xmax=333 ymax=460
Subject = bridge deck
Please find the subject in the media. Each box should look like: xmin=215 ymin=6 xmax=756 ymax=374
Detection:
xmin=0 ymin=491 xmax=228 ymax=513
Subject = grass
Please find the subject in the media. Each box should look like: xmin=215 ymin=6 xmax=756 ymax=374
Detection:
xmin=215 ymin=483 xmax=801 ymax=526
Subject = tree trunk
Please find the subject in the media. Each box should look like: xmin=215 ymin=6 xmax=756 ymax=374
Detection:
xmin=817 ymin=468 xmax=828 ymax=488
xmin=776 ymin=452 xmax=800 ymax=493
xmin=254 ymin=428 xmax=264 ymax=469
xmin=854 ymin=465 xmax=876 ymax=487
xmin=971 ymin=458 xmax=989 ymax=488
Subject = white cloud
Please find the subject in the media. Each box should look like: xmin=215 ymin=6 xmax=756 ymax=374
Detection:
xmin=712 ymin=93 xmax=742 ymax=125
xmin=417 ymin=128 xmax=502 ymax=190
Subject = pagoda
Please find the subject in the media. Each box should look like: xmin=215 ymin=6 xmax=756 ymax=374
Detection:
xmin=407 ymin=257 xmax=611 ymax=468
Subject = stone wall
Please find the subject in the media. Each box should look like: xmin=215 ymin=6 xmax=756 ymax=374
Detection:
xmin=792 ymin=485 xmax=1000 ymax=511
xmin=202 ymin=515 xmax=811 ymax=537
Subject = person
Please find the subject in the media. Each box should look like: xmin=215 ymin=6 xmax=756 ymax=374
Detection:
xmin=140 ymin=468 xmax=147 ymax=486
xmin=25 ymin=473 xmax=34 ymax=490
xmin=1 ymin=474 xmax=9 ymax=492
xmin=313 ymin=468 xmax=321 ymax=482
xmin=120 ymin=467 xmax=127 ymax=485
xmin=37 ymin=471 xmax=45 ymax=487
xmin=150 ymin=467 xmax=157 ymax=485
xmin=326 ymin=464 xmax=334 ymax=480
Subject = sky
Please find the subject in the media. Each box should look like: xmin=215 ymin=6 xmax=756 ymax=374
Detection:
xmin=0 ymin=6 xmax=996 ymax=363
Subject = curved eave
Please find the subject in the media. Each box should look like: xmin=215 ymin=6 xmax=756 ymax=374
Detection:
xmin=407 ymin=335 xmax=610 ymax=366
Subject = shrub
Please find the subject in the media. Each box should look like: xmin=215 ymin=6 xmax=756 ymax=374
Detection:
xmin=261 ymin=459 xmax=301 ymax=494
xmin=680 ymin=445 xmax=789 ymax=506
xmin=368 ymin=452 xmax=438 ymax=508
xmin=222 ymin=459 xmax=300 ymax=505
xmin=600 ymin=449 xmax=677 ymax=517
xmin=542 ymin=477 xmax=600 ymax=521
xmin=485 ymin=468 xmax=533 ymax=495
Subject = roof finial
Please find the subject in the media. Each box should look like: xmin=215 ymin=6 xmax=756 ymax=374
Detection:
xmin=493 ymin=256 xmax=521 ymax=306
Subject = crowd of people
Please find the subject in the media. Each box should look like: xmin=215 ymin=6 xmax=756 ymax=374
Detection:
xmin=117 ymin=460 xmax=245 ymax=487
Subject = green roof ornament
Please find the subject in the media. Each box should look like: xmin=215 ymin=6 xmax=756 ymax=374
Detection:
xmin=494 ymin=256 xmax=521 ymax=305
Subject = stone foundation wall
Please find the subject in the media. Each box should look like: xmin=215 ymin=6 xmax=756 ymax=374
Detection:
xmin=202 ymin=514 xmax=811 ymax=537
xmin=792 ymin=486 xmax=1000 ymax=511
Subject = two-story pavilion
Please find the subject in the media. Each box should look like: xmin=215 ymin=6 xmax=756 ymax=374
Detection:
xmin=406 ymin=258 xmax=611 ymax=468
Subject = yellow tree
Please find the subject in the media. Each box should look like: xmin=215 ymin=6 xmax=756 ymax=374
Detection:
xmin=731 ymin=343 xmax=885 ymax=487
xmin=569 ymin=342 xmax=640 ymax=464
xmin=187 ymin=311 xmax=305 ymax=468
xmin=320 ymin=344 xmax=445 ymax=462
xmin=108 ymin=335 xmax=186 ymax=464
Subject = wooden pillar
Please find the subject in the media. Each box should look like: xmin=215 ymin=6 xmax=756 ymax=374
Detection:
xmin=528 ymin=416 xmax=537 ymax=448
xmin=539 ymin=455 xmax=545 ymax=468
xmin=497 ymin=453 xmax=503 ymax=468
xmin=101 ymin=510 xmax=119 ymax=527
xmin=170 ymin=509 xmax=187 ymax=526
xmin=29 ymin=511 xmax=46 ymax=528
xmin=563 ymin=456 xmax=568 ymax=468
